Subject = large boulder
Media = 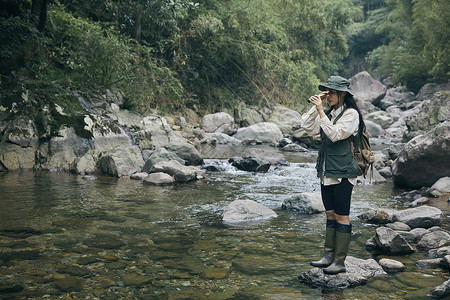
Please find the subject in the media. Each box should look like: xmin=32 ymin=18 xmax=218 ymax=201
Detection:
xmin=392 ymin=121 xmax=450 ymax=188
xmin=72 ymin=153 xmax=96 ymax=174
xmin=137 ymin=115 xmax=188 ymax=149
xmin=239 ymin=107 xmax=264 ymax=127
xmin=201 ymin=112 xmax=236 ymax=135
xmin=392 ymin=206 xmax=444 ymax=229
xmin=416 ymin=82 xmax=450 ymax=101
xmin=405 ymin=91 xmax=450 ymax=134
xmin=38 ymin=127 xmax=90 ymax=171
xmin=365 ymin=111 xmax=394 ymax=129
xmin=267 ymin=106 xmax=302 ymax=134
xmin=166 ymin=143 xmax=204 ymax=166
xmin=97 ymin=146 xmax=144 ymax=177
xmin=298 ymin=256 xmax=386 ymax=289
xmin=281 ymin=192 xmax=325 ymax=214
xmin=349 ymin=71 xmax=387 ymax=106
xmin=141 ymin=148 xmax=185 ymax=173
xmin=384 ymin=104 xmax=420 ymax=140
xmin=377 ymin=86 xmax=415 ymax=110
xmin=222 ymin=200 xmax=277 ymax=224
xmin=0 ymin=142 xmax=36 ymax=170
xmin=233 ymin=122 xmax=283 ymax=144
xmin=428 ymin=246 xmax=450 ymax=258
xmin=364 ymin=120 xmax=384 ymax=137
xmin=149 ymin=160 xmax=198 ymax=183
xmin=417 ymin=231 xmax=450 ymax=252
xmin=84 ymin=115 xmax=130 ymax=151
xmin=107 ymin=108 xmax=143 ymax=128
xmin=1 ymin=115 xmax=39 ymax=148
xmin=372 ymin=227 xmax=415 ymax=255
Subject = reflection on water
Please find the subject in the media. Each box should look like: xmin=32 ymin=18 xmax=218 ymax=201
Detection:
xmin=0 ymin=150 xmax=449 ymax=299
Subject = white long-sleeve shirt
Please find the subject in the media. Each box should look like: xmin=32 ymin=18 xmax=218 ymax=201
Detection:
xmin=301 ymin=105 xmax=359 ymax=186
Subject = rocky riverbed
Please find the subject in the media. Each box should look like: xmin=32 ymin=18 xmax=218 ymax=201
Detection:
xmin=0 ymin=160 xmax=449 ymax=299
xmin=1 ymin=71 xmax=450 ymax=298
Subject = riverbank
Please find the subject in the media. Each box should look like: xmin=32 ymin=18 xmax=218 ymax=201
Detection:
xmin=1 ymin=72 xmax=449 ymax=189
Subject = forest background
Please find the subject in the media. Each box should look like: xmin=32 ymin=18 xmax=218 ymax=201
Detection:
xmin=1 ymin=0 xmax=449 ymax=115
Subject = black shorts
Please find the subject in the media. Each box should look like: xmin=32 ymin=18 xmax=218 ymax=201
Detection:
xmin=320 ymin=178 xmax=353 ymax=216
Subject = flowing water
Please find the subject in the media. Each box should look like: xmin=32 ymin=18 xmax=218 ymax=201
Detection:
xmin=0 ymin=145 xmax=449 ymax=299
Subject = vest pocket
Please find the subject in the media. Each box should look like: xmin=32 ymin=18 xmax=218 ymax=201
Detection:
xmin=325 ymin=141 xmax=353 ymax=173
xmin=326 ymin=153 xmax=351 ymax=171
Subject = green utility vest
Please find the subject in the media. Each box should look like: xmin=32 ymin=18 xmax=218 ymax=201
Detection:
xmin=316 ymin=108 xmax=359 ymax=179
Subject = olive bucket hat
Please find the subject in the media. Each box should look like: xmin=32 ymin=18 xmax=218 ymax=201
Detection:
xmin=318 ymin=76 xmax=353 ymax=96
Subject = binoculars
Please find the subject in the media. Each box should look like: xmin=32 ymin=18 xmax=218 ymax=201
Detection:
xmin=307 ymin=92 xmax=328 ymax=103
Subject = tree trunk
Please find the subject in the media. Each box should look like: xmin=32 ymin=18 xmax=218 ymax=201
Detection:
xmin=135 ymin=4 xmax=143 ymax=44
xmin=31 ymin=0 xmax=47 ymax=32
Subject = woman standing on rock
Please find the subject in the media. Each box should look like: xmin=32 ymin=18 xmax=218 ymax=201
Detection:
xmin=301 ymin=76 xmax=365 ymax=274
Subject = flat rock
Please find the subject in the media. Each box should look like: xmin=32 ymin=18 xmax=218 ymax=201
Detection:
xmin=298 ymin=256 xmax=386 ymax=289
xmin=222 ymin=200 xmax=277 ymax=224
xmin=416 ymin=258 xmax=442 ymax=269
xmin=378 ymin=258 xmax=406 ymax=273
xmin=143 ymin=172 xmax=175 ymax=185
xmin=388 ymin=222 xmax=411 ymax=231
xmin=150 ymin=160 xmax=197 ymax=183
xmin=392 ymin=206 xmax=443 ymax=229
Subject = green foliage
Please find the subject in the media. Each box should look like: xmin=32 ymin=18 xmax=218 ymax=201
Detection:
xmin=411 ymin=0 xmax=450 ymax=81
xmin=343 ymin=7 xmax=388 ymax=76
xmin=26 ymin=5 xmax=184 ymax=113
xmin=173 ymin=0 xmax=357 ymax=112
xmin=0 ymin=0 xmax=42 ymax=74
xmin=32 ymin=7 xmax=131 ymax=88
xmin=122 ymin=45 xmax=185 ymax=113
xmin=2 ymin=0 xmax=363 ymax=115
xmin=363 ymin=0 xmax=449 ymax=92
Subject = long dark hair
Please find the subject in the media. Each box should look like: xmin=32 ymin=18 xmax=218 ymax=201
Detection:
xmin=326 ymin=91 xmax=366 ymax=136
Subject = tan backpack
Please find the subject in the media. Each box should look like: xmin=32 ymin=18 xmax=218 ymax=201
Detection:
xmin=350 ymin=129 xmax=375 ymax=178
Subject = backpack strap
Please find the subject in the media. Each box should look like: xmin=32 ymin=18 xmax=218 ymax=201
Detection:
xmin=349 ymin=139 xmax=355 ymax=157
xmin=332 ymin=107 xmax=358 ymax=155
xmin=332 ymin=108 xmax=347 ymax=125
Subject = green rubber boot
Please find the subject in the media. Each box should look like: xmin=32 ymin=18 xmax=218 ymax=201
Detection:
xmin=323 ymin=223 xmax=351 ymax=275
xmin=310 ymin=220 xmax=336 ymax=268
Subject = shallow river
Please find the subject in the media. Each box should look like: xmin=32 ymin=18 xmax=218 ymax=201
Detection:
xmin=0 ymin=145 xmax=449 ymax=299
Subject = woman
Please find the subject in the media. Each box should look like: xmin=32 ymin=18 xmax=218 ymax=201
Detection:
xmin=301 ymin=76 xmax=365 ymax=275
